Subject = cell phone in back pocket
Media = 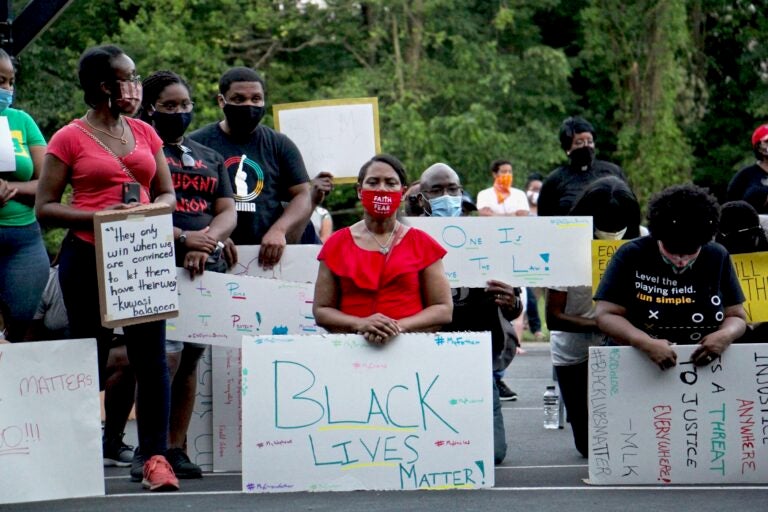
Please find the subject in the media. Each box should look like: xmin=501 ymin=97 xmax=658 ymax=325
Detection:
xmin=122 ymin=182 xmax=141 ymax=204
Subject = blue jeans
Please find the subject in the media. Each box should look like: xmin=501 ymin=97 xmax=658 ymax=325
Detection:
xmin=0 ymin=222 xmax=49 ymax=341
xmin=58 ymin=232 xmax=170 ymax=457
xmin=493 ymin=378 xmax=507 ymax=464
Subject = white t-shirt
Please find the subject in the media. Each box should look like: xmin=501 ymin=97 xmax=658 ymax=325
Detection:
xmin=548 ymin=285 xmax=604 ymax=366
xmin=476 ymin=187 xmax=530 ymax=215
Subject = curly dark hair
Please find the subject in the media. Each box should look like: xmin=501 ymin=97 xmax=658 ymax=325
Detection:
xmin=569 ymin=176 xmax=641 ymax=238
xmin=647 ymin=184 xmax=719 ymax=254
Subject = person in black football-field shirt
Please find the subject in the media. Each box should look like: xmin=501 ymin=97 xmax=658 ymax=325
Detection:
xmin=595 ymin=184 xmax=746 ymax=371
xmin=188 ymin=66 xmax=312 ymax=268
xmin=139 ymin=70 xmax=236 ymax=481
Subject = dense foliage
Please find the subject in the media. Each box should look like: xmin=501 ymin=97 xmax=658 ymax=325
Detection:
xmin=10 ymin=0 xmax=768 ymax=238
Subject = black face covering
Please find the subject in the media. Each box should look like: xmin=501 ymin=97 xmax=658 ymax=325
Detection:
xmin=223 ymin=104 xmax=265 ymax=136
xmin=152 ymin=111 xmax=193 ymax=143
xmin=569 ymin=146 xmax=595 ymax=170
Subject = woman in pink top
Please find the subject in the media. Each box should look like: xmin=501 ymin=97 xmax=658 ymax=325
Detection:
xmin=35 ymin=45 xmax=179 ymax=492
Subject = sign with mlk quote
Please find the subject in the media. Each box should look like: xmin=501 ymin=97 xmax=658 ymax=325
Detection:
xmin=588 ymin=344 xmax=768 ymax=484
xmin=241 ymin=332 xmax=494 ymax=492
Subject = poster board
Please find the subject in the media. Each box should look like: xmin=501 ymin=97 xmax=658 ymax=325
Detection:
xmin=588 ymin=343 xmax=768 ymax=484
xmin=731 ymin=251 xmax=768 ymax=322
xmin=241 ymin=332 xmax=494 ymax=493
xmin=407 ymin=216 xmax=593 ymax=287
xmin=0 ymin=116 xmax=16 ymax=172
xmin=273 ymin=98 xmax=380 ymax=182
xmin=0 ymin=339 xmax=104 ymax=504
xmin=591 ymin=240 xmax=626 ymax=292
xmin=212 ymin=346 xmax=243 ymax=471
xmin=93 ymin=203 xmax=178 ymax=328
xmin=166 ymin=271 xmax=321 ymax=348
xmin=187 ymin=346 xmax=214 ymax=473
xmin=229 ymin=244 xmax=321 ymax=282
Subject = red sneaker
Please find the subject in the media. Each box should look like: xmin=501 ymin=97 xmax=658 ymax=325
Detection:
xmin=142 ymin=454 xmax=180 ymax=492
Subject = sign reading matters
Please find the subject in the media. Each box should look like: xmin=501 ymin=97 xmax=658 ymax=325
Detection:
xmin=94 ymin=203 xmax=178 ymax=328
xmin=588 ymin=343 xmax=768 ymax=484
xmin=0 ymin=339 xmax=103 ymax=505
xmin=241 ymin=332 xmax=494 ymax=493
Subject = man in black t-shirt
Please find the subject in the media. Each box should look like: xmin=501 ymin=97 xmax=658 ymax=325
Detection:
xmin=538 ymin=116 xmax=627 ymax=217
xmin=189 ymin=67 xmax=312 ymax=267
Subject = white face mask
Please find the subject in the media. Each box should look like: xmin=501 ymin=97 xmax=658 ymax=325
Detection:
xmin=527 ymin=190 xmax=539 ymax=205
xmin=594 ymin=227 xmax=627 ymax=240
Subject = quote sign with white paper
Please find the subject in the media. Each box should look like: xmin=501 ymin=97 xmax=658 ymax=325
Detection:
xmin=588 ymin=344 xmax=768 ymax=484
xmin=0 ymin=116 xmax=16 ymax=172
xmin=228 ymin=244 xmax=321 ymax=283
xmin=167 ymin=271 xmax=322 ymax=347
xmin=0 ymin=339 xmax=104 ymax=504
xmin=241 ymin=332 xmax=494 ymax=493
xmin=273 ymin=98 xmax=380 ymax=181
xmin=407 ymin=216 xmax=593 ymax=288
xmin=94 ymin=204 xmax=178 ymax=327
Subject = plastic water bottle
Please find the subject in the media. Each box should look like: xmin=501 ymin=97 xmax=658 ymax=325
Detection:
xmin=543 ymin=385 xmax=560 ymax=430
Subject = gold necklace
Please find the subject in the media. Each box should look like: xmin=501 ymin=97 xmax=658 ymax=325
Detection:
xmin=364 ymin=221 xmax=399 ymax=255
xmin=84 ymin=112 xmax=127 ymax=144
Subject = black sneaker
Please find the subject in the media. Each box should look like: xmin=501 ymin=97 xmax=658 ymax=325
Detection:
xmin=496 ymin=379 xmax=518 ymax=401
xmin=103 ymin=433 xmax=134 ymax=467
xmin=130 ymin=450 xmax=144 ymax=482
xmin=165 ymin=447 xmax=203 ymax=479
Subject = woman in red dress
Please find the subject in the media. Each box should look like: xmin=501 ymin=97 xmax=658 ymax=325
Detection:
xmin=313 ymin=155 xmax=453 ymax=344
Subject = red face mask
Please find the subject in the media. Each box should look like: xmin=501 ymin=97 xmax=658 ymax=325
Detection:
xmin=360 ymin=189 xmax=403 ymax=219
xmin=114 ymin=81 xmax=142 ymax=115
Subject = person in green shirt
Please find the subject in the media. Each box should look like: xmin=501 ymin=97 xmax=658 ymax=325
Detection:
xmin=0 ymin=49 xmax=49 ymax=342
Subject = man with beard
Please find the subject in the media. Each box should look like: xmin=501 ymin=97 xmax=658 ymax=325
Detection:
xmin=537 ymin=116 xmax=627 ymax=217
xmin=189 ymin=67 xmax=312 ymax=268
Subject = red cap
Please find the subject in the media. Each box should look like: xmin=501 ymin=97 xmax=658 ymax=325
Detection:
xmin=752 ymin=124 xmax=768 ymax=146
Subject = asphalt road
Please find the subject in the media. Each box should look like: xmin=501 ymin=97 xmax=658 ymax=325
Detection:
xmin=5 ymin=343 xmax=767 ymax=511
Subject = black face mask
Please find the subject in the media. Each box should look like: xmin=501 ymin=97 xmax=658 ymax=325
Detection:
xmin=223 ymin=104 xmax=265 ymax=136
xmin=152 ymin=111 xmax=193 ymax=143
xmin=569 ymin=146 xmax=595 ymax=170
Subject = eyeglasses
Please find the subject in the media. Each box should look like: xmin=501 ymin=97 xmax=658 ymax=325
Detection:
xmin=179 ymin=145 xmax=195 ymax=168
xmin=719 ymin=226 xmax=762 ymax=239
xmin=117 ymin=75 xmax=142 ymax=85
xmin=154 ymin=100 xmax=194 ymax=113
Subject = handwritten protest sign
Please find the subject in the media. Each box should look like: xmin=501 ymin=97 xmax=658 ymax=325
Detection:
xmin=241 ymin=332 xmax=494 ymax=493
xmin=228 ymin=245 xmax=321 ymax=282
xmin=93 ymin=203 xmax=178 ymax=328
xmin=187 ymin=346 xmax=214 ymax=473
xmin=167 ymin=272 xmax=321 ymax=348
xmin=730 ymin=251 xmax=768 ymax=322
xmin=588 ymin=343 xmax=768 ymax=484
xmin=273 ymin=98 xmax=380 ymax=182
xmin=407 ymin=216 xmax=592 ymax=288
xmin=0 ymin=339 xmax=103 ymax=504
xmin=211 ymin=347 xmax=242 ymax=471
xmin=591 ymin=240 xmax=626 ymax=292
xmin=0 ymin=117 xmax=16 ymax=172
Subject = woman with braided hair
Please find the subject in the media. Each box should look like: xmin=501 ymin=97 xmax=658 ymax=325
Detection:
xmin=138 ymin=70 xmax=236 ymax=479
